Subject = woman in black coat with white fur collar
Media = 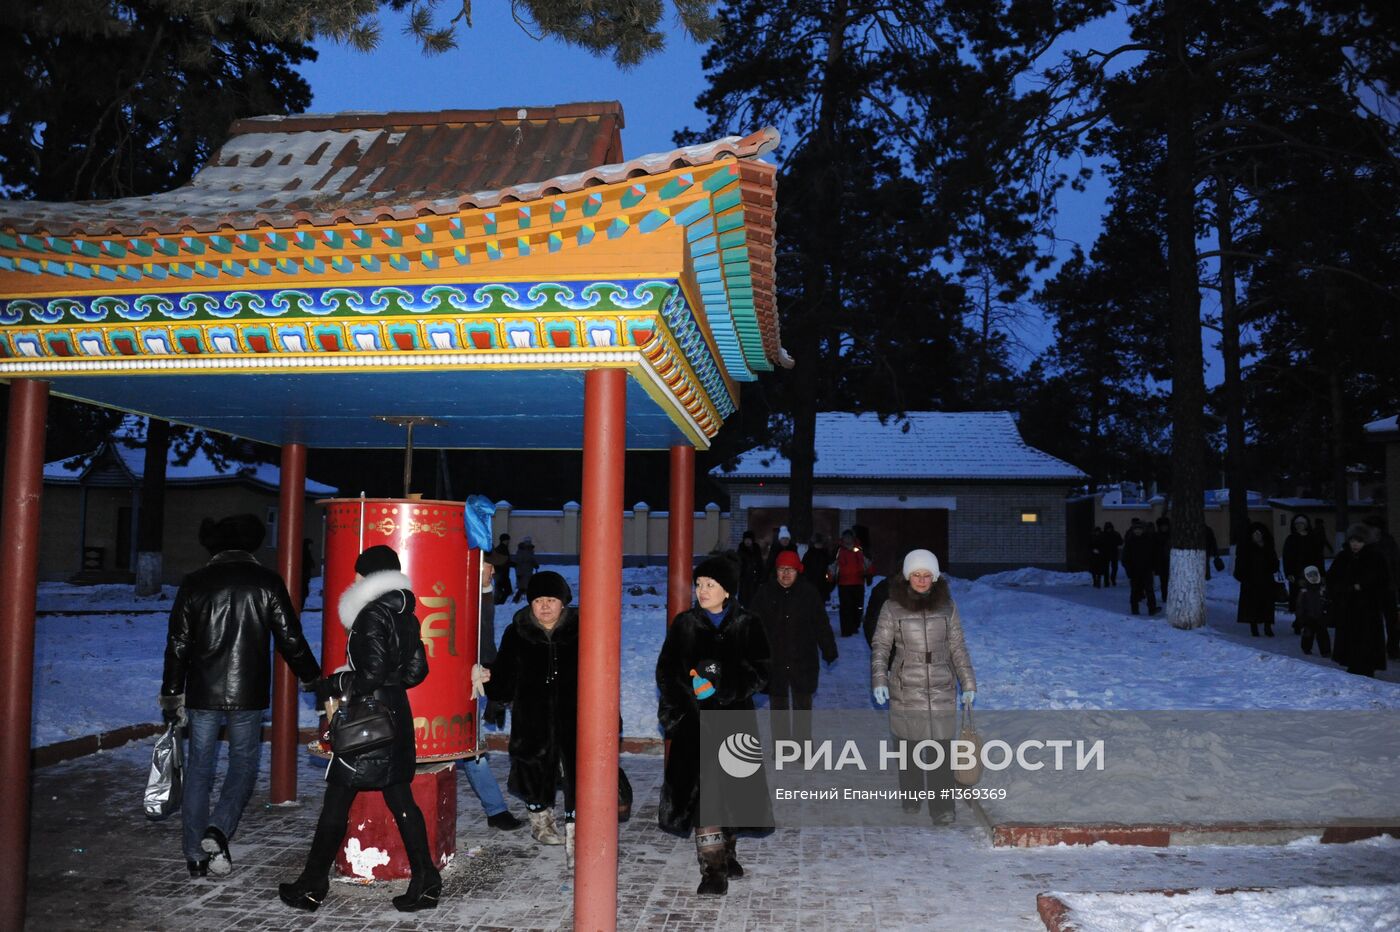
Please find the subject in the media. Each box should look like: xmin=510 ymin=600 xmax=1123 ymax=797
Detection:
xmin=279 ymin=546 xmax=439 ymax=914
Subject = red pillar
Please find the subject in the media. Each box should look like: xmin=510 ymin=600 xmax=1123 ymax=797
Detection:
xmin=271 ymin=442 xmax=306 ymax=803
xmin=667 ymin=445 xmax=695 ymax=626
xmin=0 ymin=379 xmax=49 ymax=930
xmin=576 ymin=368 xmax=625 ymax=931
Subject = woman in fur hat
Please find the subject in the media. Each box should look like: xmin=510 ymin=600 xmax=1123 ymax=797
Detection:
xmin=1328 ymin=524 xmax=1390 ymax=677
xmin=280 ymin=545 xmax=439 ymax=913
xmin=656 ymin=554 xmax=771 ymax=895
xmin=869 ymin=549 xmax=976 ymax=824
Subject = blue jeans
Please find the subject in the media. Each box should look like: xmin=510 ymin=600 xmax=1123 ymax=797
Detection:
xmin=461 ymin=754 xmax=507 ymax=816
xmin=183 ymin=709 xmax=264 ymax=862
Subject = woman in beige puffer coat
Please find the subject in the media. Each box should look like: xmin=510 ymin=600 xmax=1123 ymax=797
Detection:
xmin=870 ymin=549 xmax=976 ymax=823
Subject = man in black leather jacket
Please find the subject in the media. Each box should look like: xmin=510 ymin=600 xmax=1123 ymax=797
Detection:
xmin=159 ymin=514 xmax=321 ymax=878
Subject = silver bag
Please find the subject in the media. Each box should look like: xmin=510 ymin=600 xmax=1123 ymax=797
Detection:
xmin=143 ymin=722 xmax=184 ymax=821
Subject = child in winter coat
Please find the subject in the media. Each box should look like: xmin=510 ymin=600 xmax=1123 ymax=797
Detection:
xmin=1295 ymin=566 xmax=1331 ymax=657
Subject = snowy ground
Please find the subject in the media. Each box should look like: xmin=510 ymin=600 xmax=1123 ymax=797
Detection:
xmin=1052 ymin=881 xmax=1400 ymax=932
xmin=31 ymin=563 xmax=1400 ymax=747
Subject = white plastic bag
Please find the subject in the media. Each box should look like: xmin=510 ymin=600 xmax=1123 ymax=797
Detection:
xmin=143 ymin=722 xmax=183 ymax=821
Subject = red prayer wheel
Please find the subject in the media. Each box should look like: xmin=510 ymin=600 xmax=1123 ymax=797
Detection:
xmin=320 ymin=497 xmax=480 ymax=760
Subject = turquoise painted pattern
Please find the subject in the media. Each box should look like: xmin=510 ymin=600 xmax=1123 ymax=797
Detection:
xmin=0 ymin=280 xmax=676 ymax=326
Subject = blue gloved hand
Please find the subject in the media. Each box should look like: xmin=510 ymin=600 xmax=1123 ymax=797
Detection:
xmin=962 ymin=690 xmax=976 ymax=708
xmin=872 ymin=685 xmax=889 ymax=705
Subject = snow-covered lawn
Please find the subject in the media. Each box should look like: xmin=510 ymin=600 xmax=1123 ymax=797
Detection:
xmin=30 ymin=564 xmax=1400 ymax=748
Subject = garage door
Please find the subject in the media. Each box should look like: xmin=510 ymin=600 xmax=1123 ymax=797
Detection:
xmin=855 ymin=508 xmax=950 ymax=578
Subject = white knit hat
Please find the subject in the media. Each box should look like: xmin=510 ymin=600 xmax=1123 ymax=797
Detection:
xmin=777 ymin=525 xmax=792 ymax=541
xmin=902 ymin=549 xmax=940 ymax=580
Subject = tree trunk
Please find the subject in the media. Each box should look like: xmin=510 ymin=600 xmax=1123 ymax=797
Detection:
xmin=1215 ymin=173 xmax=1249 ymax=548
xmin=1329 ymin=366 xmax=1350 ymax=538
xmin=787 ymin=0 xmax=849 ymax=545
xmin=134 ymin=418 xmax=170 ymax=595
xmin=1163 ymin=0 xmax=1207 ymax=629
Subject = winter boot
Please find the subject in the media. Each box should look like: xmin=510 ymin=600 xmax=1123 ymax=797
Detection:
xmin=565 ymin=821 xmax=576 ymax=870
xmin=723 ymin=831 xmax=743 ymax=878
xmin=1264 ymin=623 xmax=1274 ymax=637
xmin=201 ymin=826 xmax=232 ymax=876
xmin=529 ymin=809 xmax=565 ymax=845
xmin=278 ymin=873 xmax=329 ymax=912
xmin=695 ymin=831 xmax=728 ymax=895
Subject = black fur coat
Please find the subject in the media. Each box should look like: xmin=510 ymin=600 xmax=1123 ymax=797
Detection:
xmin=655 ymin=603 xmax=770 ymax=835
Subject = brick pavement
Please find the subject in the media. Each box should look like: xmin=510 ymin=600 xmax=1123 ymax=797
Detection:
xmin=26 ymin=741 xmax=1400 ymax=931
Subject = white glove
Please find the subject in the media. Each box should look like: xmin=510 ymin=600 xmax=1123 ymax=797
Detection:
xmin=962 ymin=690 xmax=976 ymax=708
xmin=471 ymin=663 xmax=491 ymax=700
xmin=872 ymin=685 xmax=889 ymax=705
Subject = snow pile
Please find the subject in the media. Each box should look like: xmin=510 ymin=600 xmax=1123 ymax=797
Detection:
xmin=1053 ymin=883 xmax=1400 ymax=931
xmin=976 ymin=567 xmax=1092 ymax=587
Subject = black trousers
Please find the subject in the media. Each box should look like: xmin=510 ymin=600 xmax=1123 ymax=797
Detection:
xmin=768 ymin=683 xmax=813 ymax=746
xmin=896 ymin=739 xmax=954 ymax=816
xmin=1300 ymin=617 xmax=1331 ymax=655
xmin=838 ymin=585 xmax=864 ymax=636
xmin=299 ymin=781 xmax=433 ymax=884
xmin=1129 ymin=573 xmax=1157 ymax=614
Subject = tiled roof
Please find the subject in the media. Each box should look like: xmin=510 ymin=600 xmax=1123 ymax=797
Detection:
xmin=712 ymin=411 xmax=1087 ymax=481
xmin=0 ymin=103 xmax=778 ymax=237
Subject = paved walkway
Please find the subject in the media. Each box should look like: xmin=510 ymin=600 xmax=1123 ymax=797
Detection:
xmin=1006 ymin=581 xmax=1400 ymax=684
xmin=25 ymin=740 xmax=1400 ymax=931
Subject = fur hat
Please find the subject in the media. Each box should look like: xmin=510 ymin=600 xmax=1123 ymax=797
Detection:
xmin=902 ymin=548 xmax=941 ymax=581
xmin=526 ymin=570 xmax=572 ymax=604
xmin=776 ymin=550 xmax=803 ymax=573
xmin=354 ymin=544 xmax=400 ymax=577
xmin=1346 ymin=523 xmax=1375 ymax=544
xmin=693 ymin=554 xmax=739 ymax=597
xmin=198 ymin=514 xmax=266 ymax=555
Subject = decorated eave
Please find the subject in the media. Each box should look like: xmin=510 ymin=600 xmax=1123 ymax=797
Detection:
xmin=0 ymin=104 xmax=779 ymax=451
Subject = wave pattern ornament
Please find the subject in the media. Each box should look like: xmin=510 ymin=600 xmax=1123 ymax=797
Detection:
xmin=0 ymin=278 xmax=739 ymax=412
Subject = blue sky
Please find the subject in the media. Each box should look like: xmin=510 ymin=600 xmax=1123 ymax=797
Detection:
xmin=300 ymin=6 xmax=1180 ymax=373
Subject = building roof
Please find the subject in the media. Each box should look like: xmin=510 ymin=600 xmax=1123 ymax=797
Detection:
xmin=0 ymin=103 xmax=774 ymax=237
xmin=1365 ymin=415 xmax=1399 ymax=439
xmin=44 ymin=440 xmax=336 ymax=495
xmin=712 ymin=411 xmax=1087 ymax=482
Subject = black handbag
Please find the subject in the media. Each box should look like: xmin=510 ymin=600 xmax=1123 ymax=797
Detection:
xmin=329 ymin=695 xmax=395 ymax=758
xmin=328 ymin=618 xmax=399 ymax=758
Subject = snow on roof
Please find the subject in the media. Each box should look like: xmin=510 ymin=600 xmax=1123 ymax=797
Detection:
xmin=713 ymin=411 xmax=1086 ymax=482
xmin=1365 ymin=415 xmax=1399 ymax=435
xmin=44 ymin=441 xmax=336 ymax=494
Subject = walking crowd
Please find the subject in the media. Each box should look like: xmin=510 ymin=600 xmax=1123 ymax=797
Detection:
xmin=1088 ymin=513 xmax=1398 ymax=678
xmin=152 ymin=504 xmax=1395 ymax=914
xmin=155 ymin=514 xmax=974 ymax=907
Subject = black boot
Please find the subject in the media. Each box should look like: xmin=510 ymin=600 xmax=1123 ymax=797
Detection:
xmin=695 ymin=831 xmax=728 ymax=895
xmin=1250 ymin=624 xmax=1260 ymax=637
xmin=278 ymin=874 xmax=329 ymax=911
xmin=723 ymin=831 xmax=743 ymax=879
xmin=391 ymin=798 xmax=442 ymax=913
xmin=1264 ymin=624 xmax=1274 ymax=637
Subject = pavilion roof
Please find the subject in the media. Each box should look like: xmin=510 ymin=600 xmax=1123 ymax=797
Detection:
xmin=0 ymin=105 xmax=781 ymax=451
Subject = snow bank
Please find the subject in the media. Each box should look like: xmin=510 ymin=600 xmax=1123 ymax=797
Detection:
xmin=1053 ymin=883 xmax=1400 ymax=931
xmin=977 ymin=567 xmax=1092 ymax=587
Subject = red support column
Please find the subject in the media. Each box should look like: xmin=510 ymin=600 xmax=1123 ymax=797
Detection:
xmin=271 ymin=442 xmax=307 ymax=803
xmin=0 ymin=379 xmax=49 ymax=931
xmin=576 ymin=368 xmax=626 ymax=931
xmin=667 ymin=445 xmax=695 ymax=626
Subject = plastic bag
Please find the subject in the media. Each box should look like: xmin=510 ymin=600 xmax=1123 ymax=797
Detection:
xmin=143 ymin=722 xmax=184 ymax=821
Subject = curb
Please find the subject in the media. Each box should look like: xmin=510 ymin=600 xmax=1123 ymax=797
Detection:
xmin=987 ymin=819 xmax=1400 ymax=848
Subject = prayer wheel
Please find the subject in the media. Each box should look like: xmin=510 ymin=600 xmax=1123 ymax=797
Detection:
xmin=320 ymin=497 xmax=479 ymax=760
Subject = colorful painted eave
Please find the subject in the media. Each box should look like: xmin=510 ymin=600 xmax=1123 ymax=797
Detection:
xmin=0 ymin=132 xmax=780 ymax=387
